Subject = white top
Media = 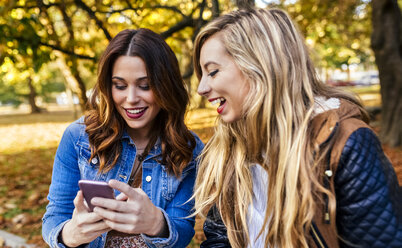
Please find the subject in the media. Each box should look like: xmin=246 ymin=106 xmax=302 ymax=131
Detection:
xmin=312 ymin=96 xmax=340 ymax=117
xmin=247 ymin=164 xmax=269 ymax=248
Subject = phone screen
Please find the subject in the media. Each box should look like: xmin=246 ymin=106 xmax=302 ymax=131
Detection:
xmin=78 ymin=180 xmax=115 ymax=211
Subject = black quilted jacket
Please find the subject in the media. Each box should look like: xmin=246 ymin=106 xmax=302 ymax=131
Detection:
xmin=201 ymin=126 xmax=402 ymax=247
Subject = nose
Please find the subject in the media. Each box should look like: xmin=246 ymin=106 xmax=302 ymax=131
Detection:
xmin=126 ymin=86 xmax=139 ymax=103
xmin=197 ymin=77 xmax=211 ymax=97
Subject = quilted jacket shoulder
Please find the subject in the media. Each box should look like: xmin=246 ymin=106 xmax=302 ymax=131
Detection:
xmin=311 ymin=100 xmax=402 ymax=248
xmin=334 ymin=127 xmax=402 ymax=247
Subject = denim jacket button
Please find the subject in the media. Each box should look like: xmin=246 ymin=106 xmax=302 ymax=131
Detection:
xmin=91 ymin=157 xmax=98 ymax=164
xmin=325 ymin=170 xmax=333 ymax=177
xmin=146 ymin=176 xmax=152 ymax=182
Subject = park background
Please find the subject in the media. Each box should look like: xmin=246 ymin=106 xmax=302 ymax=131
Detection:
xmin=0 ymin=0 xmax=401 ymax=247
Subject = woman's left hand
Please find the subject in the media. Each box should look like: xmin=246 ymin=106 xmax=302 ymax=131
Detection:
xmin=91 ymin=179 xmax=167 ymax=237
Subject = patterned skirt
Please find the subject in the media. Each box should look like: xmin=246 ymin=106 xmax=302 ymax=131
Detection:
xmin=105 ymin=232 xmax=148 ymax=248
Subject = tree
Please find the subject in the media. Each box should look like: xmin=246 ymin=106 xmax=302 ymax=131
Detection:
xmin=269 ymin=0 xmax=402 ymax=146
xmin=0 ymin=0 xmax=237 ymax=111
xmin=371 ymin=0 xmax=402 ymax=147
xmin=0 ymin=9 xmax=52 ymax=113
xmin=273 ymin=0 xmax=373 ymax=79
xmin=236 ymin=0 xmax=255 ymax=9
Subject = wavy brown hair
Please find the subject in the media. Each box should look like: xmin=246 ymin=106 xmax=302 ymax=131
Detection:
xmin=85 ymin=28 xmax=195 ymax=177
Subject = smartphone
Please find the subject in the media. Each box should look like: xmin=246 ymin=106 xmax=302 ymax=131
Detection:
xmin=78 ymin=180 xmax=115 ymax=212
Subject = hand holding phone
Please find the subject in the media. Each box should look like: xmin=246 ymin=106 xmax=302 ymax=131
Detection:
xmin=78 ymin=180 xmax=115 ymax=212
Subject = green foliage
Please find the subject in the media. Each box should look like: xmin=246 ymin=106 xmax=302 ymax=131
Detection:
xmin=38 ymin=70 xmax=66 ymax=103
xmin=0 ymin=0 xmax=381 ymax=107
xmin=0 ymin=57 xmax=66 ymax=106
xmin=0 ymin=0 xmax=237 ymax=108
xmin=0 ymin=14 xmax=51 ymax=71
xmin=270 ymin=0 xmax=374 ymax=70
xmin=0 ymin=80 xmax=23 ymax=106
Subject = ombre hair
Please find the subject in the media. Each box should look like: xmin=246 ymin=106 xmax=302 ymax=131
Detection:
xmin=193 ymin=8 xmax=366 ymax=247
xmin=85 ymin=28 xmax=195 ymax=177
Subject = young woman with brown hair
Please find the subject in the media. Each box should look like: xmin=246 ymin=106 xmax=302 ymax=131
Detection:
xmin=43 ymin=28 xmax=203 ymax=248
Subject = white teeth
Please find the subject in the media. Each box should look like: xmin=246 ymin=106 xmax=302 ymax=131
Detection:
xmin=211 ymin=97 xmax=225 ymax=105
xmin=127 ymin=108 xmax=144 ymax=114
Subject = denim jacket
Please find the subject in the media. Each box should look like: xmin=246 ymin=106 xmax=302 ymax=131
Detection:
xmin=42 ymin=117 xmax=204 ymax=248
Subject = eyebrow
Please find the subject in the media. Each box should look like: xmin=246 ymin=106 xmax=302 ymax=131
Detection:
xmin=111 ymin=76 xmax=148 ymax=83
xmin=111 ymin=76 xmax=125 ymax=81
xmin=203 ymin=61 xmax=220 ymax=69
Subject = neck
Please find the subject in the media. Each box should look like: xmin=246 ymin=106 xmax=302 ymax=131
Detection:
xmin=133 ymin=138 xmax=149 ymax=151
xmin=128 ymin=130 xmax=150 ymax=150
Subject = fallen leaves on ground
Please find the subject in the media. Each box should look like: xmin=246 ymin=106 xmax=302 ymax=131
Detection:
xmin=0 ymin=107 xmax=401 ymax=248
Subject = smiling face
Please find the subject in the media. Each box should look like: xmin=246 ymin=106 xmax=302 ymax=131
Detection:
xmin=112 ymin=56 xmax=160 ymax=139
xmin=197 ymin=33 xmax=250 ymax=123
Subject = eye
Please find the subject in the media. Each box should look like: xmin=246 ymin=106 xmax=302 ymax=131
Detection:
xmin=208 ymin=69 xmax=219 ymax=77
xmin=113 ymin=82 xmax=126 ymax=90
xmin=139 ymin=84 xmax=150 ymax=90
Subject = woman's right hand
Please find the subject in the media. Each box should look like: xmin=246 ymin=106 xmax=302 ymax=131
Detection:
xmin=61 ymin=191 xmax=111 ymax=247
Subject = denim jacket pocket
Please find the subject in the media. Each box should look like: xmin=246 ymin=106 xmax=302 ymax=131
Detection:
xmin=77 ymin=141 xmax=100 ymax=180
xmin=161 ymin=162 xmax=194 ymax=202
xmin=161 ymin=167 xmax=185 ymax=202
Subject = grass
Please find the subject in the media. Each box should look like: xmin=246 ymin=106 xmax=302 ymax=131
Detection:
xmin=344 ymin=84 xmax=381 ymax=94
xmin=343 ymin=84 xmax=382 ymax=107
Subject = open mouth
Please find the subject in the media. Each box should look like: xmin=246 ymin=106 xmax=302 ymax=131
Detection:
xmin=210 ymin=97 xmax=226 ymax=114
xmin=210 ymin=97 xmax=226 ymax=106
xmin=125 ymin=107 xmax=147 ymax=118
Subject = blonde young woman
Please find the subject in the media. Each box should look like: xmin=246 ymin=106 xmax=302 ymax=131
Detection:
xmin=193 ymin=8 xmax=402 ymax=248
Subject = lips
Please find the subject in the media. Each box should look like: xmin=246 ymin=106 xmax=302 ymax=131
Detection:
xmin=209 ymin=97 xmax=226 ymax=114
xmin=217 ymin=102 xmax=226 ymax=114
xmin=125 ymin=107 xmax=147 ymax=119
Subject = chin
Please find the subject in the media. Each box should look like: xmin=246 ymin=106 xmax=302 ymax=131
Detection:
xmin=222 ymin=114 xmax=243 ymax=123
xmin=221 ymin=116 xmax=235 ymax=123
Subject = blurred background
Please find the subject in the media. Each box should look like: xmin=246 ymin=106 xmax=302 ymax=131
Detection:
xmin=0 ymin=0 xmax=401 ymax=247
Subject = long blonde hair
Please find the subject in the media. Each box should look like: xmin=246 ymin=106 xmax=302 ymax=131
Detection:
xmin=193 ymin=8 xmax=363 ymax=247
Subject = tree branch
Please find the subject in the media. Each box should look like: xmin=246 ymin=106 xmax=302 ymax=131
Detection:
xmin=7 ymin=33 xmax=95 ymax=61
xmin=160 ymin=17 xmax=194 ymax=39
xmin=34 ymin=0 xmax=95 ymax=61
xmin=74 ymin=0 xmax=112 ymax=41
xmin=236 ymin=0 xmax=255 ymax=10
xmin=39 ymin=42 xmax=96 ymax=60
xmin=14 ymin=3 xmax=58 ymax=10
xmin=191 ymin=0 xmax=207 ymax=41
xmin=149 ymin=4 xmax=186 ymax=17
xmin=94 ymin=5 xmax=186 ymax=18
xmin=211 ymin=0 xmax=220 ymax=18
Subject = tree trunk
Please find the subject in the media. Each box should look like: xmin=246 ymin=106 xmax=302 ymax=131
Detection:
xmin=55 ymin=51 xmax=86 ymax=115
xmin=27 ymin=76 xmax=41 ymax=113
xmin=371 ymin=0 xmax=402 ymax=147
xmin=71 ymin=68 xmax=88 ymax=112
xmin=236 ymin=0 xmax=255 ymax=10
